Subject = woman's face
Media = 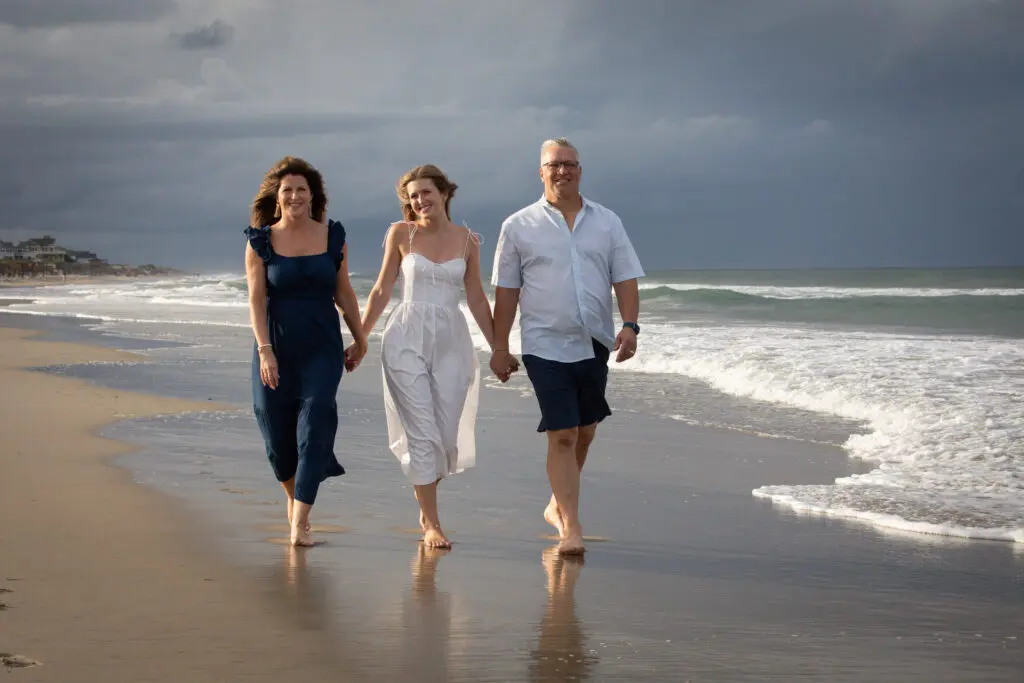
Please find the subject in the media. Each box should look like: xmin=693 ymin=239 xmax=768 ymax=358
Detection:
xmin=407 ymin=178 xmax=445 ymax=220
xmin=278 ymin=174 xmax=311 ymax=219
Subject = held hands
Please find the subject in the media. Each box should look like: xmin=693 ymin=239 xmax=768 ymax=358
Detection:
xmin=258 ymin=346 xmax=280 ymax=389
xmin=489 ymin=348 xmax=520 ymax=383
xmin=344 ymin=338 xmax=368 ymax=372
xmin=613 ymin=326 xmax=638 ymax=363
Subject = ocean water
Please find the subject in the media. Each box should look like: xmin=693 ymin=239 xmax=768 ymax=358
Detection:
xmin=2 ymin=266 xmax=1022 ymax=544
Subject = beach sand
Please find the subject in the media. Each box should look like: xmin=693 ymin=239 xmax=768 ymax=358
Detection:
xmin=0 ymin=327 xmax=351 ymax=681
xmin=2 ymin=318 xmax=1021 ymax=681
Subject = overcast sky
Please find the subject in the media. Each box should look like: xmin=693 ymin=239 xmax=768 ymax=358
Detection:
xmin=1 ymin=0 xmax=1021 ymax=273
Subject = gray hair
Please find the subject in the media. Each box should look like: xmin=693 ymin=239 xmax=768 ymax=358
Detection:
xmin=540 ymin=137 xmax=578 ymax=158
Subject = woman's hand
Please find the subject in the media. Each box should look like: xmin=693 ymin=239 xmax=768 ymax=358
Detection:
xmin=259 ymin=346 xmax=279 ymax=389
xmin=344 ymin=338 xmax=368 ymax=372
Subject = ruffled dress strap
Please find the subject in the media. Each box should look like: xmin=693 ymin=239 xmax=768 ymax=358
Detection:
xmin=244 ymin=226 xmax=273 ymax=263
xmin=327 ymin=219 xmax=347 ymax=271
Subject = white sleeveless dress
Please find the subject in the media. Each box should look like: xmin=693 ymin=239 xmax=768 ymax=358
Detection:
xmin=380 ymin=229 xmax=481 ymax=486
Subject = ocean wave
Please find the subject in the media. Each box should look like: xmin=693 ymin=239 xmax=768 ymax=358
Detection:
xmin=639 ymin=285 xmax=1024 ymax=335
xmin=640 ymin=285 xmax=1024 ymax=309
xmin=638 ymin=282 xmax=1024 ymax=299
xmin=629 ymin=322 xmax=1024 ymax=544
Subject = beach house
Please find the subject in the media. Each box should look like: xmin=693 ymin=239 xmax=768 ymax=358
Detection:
xmin=17 ymin=236 xmax=67 ymax=262
xmin=0 ymin=240 xmax=15 ymax=260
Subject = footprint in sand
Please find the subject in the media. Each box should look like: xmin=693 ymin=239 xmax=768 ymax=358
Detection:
xmin=219 ymin=487 xmax=253 ymax=495
xmin=1 ymin=654 xmax=42 ymax=669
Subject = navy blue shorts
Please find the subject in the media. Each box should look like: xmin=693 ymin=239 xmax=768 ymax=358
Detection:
xmin=522 ymin=339 xmax=612 ymax=432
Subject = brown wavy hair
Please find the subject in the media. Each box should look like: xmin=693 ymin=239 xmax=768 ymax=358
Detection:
xmin=250 ymin=156 xmax=328 ymax=227
xmin=396 ymin=164 xmax=457 ymax=222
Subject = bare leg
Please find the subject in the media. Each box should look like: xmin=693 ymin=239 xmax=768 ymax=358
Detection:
xmin=546 ymin=428 xmax=584 ymax=555
xmin=281 ymin=478 xmax=310 ymax=534
xmin=290 ymin=500 xmax=314 ymax=547
xmin=545 ymin=424 xmax=596 ymax=538
xmin=419 ymin=477 xmax=441 ymax=531
xmin=415 ymin=480 xmax=451 ymax=549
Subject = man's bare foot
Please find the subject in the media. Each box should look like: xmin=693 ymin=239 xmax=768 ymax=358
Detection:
xmin=290 ymin=524 xmax=315 ymax=547
xmin=558 ymin=525 xmax=585 ymax=555
xmin=422 ymin=527 xmax=452 ymax=549
xmin=544 ymin=500 xmax=565 ymax=537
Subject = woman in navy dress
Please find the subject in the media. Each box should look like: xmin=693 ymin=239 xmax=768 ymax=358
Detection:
xmin=244 ymin=156 xmax=367 ymax=547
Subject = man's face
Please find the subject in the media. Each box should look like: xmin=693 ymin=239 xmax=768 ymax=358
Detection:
xmin=540 ymin=146 xmax=581 ymax=198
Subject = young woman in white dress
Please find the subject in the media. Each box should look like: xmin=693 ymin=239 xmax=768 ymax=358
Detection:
xmin=358 ymin=164 xmax=517 ymax=548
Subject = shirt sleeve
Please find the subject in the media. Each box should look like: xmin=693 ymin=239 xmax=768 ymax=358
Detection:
xmin=609 ymin=213 xmax=645 ymax=283
xmin=490 ymin=219 xmax=522 ymax=288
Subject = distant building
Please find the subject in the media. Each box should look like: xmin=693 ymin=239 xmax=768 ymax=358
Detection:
xmin=1 ymin=235 xmax=108 ymax=266
xmin=17 ymin=237 xmax=67 ymax=262
xmin=66 ymin=249 xmax=100 ymax=262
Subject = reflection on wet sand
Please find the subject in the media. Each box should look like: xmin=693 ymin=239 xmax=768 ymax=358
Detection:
xmin=399 ymin=544 xmax=454 ymax=682
xmin=262 ymin=542 xmax=598 ymax=681
xmin=268 ymin=544 xmax=384 ymax=680
xmin=279 ymin=544 xmax=334 ymax=633
xmin=529 ymin=546 xmax=596 ymax=682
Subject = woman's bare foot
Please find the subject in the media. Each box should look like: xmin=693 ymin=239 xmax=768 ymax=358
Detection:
xmin=290 ymin=524 xmax=315 ymax=547
xmin=287 ymin=501 xmax=311 ymax=533
xmin=543 ymin=500 xmax=564 ymax=537
xmin=422 ymin=526 xmax=452 ymax=549
xmin=558 ymin=524 xmax=585 ymax=555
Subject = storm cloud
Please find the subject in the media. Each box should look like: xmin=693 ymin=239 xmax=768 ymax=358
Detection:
xmin=0 ymin=0 xmax=174 ymax=29
xmin=173 ymin=19 xmax=234 ymax=51
xmin=0 ymin=0 xmax=1021 ymax=272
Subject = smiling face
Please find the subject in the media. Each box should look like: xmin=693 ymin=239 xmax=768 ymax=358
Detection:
xmin=406 ymin=178 xmax=446 ymax=220
xmin=277 ymin=174 xmax=311 ymax=219
xmin=540 ymin=143 xmax=581 ymax=201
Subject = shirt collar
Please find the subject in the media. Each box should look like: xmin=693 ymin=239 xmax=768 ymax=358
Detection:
xmin=536 ymin=194 xmax=591 ymax=211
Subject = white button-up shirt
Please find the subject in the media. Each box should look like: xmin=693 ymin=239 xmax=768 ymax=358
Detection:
xmin=491 ymin=195 xmax=645 ymax=362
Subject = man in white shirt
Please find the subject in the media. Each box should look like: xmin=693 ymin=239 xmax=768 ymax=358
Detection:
xmin=490 ymin=137 xmax=644 ymax=555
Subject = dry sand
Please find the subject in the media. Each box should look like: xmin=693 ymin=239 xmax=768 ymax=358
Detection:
xmin=0 ymin=327 xmax=348 ymax=681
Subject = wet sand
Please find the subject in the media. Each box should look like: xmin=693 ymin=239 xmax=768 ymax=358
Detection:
xmin=2 ymin=317 xmax=1021 ymax=681
xmin=0 ymin=327 xmax=353 ymax=681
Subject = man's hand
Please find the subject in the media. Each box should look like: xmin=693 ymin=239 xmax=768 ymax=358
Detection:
xmin=613 ymin=326 xmax=637 ymax=363
xmin=489 ymin=348 xmax=519 ymax=382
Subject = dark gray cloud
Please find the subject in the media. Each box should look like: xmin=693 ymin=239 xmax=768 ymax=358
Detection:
xmin=0 ymin=0 xmax=1021 ymax=272
xmin=0 ymin=0 xmax=174 ymax=28
xmin=173 ymin=19 xmax=234 ymax=50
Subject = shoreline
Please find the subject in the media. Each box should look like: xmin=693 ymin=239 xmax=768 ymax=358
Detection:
xmin=0 ymin=327 xmax=354 ymax=680
xmin=2 ymin=315 xmax=1021 ymax=680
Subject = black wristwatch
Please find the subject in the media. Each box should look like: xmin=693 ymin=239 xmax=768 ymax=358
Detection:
xmin=622 ymin=322 xmax=640 ymax=335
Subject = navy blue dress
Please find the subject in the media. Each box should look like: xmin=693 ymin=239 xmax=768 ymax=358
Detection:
xmin=245 ymin=220 xmax=347 ymax=505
